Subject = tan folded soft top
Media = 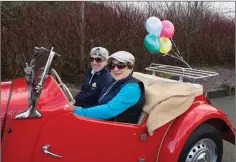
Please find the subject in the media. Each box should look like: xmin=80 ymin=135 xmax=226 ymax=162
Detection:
xmin=133 ymin=72 xmax=203 ymax=136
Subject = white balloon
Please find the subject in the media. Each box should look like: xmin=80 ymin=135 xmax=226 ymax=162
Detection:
xmin=145 ymin=16 xmax=162 ymax=36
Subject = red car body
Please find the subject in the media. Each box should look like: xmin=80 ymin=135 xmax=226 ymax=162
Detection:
xmin=1 ymin=76 xmax=235 ymax=162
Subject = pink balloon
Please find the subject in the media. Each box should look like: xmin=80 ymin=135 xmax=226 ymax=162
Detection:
xmin=160 ymin=20 xmax=175 ymax=38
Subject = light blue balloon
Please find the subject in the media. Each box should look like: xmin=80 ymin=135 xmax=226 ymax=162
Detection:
xmin=144 ymin=34 xmax=160 ymax=53
xmin=145 ymin=16 xmax=162 ymax=36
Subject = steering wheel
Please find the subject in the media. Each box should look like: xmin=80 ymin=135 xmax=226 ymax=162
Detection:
xmin=51 ymin=68 xmax=75 ymax=106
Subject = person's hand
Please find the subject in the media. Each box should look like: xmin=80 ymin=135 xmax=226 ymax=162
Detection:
xmin=73 ymin=106 xmax=82 ymax=109
xmin=73 ymin=106 xmax=83 ymax=115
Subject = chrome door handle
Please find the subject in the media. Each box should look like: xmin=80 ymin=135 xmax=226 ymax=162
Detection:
xmin=42 ymin=144 xmax=63 ymax=158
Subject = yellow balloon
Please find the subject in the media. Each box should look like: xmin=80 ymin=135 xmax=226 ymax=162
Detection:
xmin=160 ymin=37 xmax=172 ymax=54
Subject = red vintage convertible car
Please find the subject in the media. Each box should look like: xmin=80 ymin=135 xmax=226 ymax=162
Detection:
xmin=1 ymin=47 xmax=235 ymax=162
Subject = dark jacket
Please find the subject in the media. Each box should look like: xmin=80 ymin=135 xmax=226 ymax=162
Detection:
xmin=99 ymin=74 xmax=145 ymax=124
xmin=74 ymin=68 xmax=113 ymax=108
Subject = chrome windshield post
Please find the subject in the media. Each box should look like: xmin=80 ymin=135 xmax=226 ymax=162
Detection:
xmin=15 ymin=47 xmax=56 ymax=119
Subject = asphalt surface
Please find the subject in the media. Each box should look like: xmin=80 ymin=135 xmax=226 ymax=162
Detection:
xmin=211 ymin=96 xmax=235 ymax=162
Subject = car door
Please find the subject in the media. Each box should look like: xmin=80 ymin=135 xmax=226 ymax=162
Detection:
xmin=105 ymin=119 xmax=171 ymax=162
xmin=32 ymin=112 xmax=170 ymax=162
xmin=32 ymin=112 xmax=119 ymax=162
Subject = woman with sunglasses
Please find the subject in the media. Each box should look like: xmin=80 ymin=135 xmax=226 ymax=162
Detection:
xmin=74 ymin=51 xmax=145 ymax=124
xmin=74 ymin=47 xmax=113 ymax=108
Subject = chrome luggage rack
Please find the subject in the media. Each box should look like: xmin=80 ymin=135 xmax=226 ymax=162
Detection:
xmin=145 ymin=63 xmax=219 ymax=79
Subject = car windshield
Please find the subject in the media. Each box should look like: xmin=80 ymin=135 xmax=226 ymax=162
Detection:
xmin=30 ymin=48 xmax=54 ymax=77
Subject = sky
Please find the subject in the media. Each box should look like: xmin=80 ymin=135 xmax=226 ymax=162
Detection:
xmin=213 ymin=2 xmax=235 ymax=17
xmin=124 ymin=1 xmax=235 ymax=18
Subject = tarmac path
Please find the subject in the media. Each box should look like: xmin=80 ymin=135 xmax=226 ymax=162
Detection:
xmin=211 ymin=96 xmax=235 ymax=162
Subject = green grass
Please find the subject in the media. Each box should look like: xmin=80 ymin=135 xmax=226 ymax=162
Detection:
xmin=198 ymin=67 xmax=216 ymax=72
xmin=160 ymin=73 xmax=173 ymax=78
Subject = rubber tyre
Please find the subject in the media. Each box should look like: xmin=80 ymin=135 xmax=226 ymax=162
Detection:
xmin=178 ymin=123 xmax=223 ymax=162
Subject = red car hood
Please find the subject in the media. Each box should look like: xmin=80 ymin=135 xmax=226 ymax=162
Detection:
xmin=1 ymin=76 xmax=73 ymax=120
xmin=1 ymin=78 xmax=29 ymax=120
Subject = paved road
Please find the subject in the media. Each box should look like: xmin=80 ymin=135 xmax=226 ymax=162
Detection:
xmin=211 ymin=96 xmax=235 ymax=162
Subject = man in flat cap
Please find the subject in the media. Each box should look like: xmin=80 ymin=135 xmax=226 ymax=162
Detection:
xmin=74 ymin=47 xmax=113 ymax=108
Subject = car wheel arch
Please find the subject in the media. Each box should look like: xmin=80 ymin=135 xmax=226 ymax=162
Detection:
xmin=205 ymin=118 xmax=235 ymax=144
xmin=156 ymin=107 xmax=235 ymax=162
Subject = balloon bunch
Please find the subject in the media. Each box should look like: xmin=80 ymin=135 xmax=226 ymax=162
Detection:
xmin=144 ymin=16 xmax=175 ymax=54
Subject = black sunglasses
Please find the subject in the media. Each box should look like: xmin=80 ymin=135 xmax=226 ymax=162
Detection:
xmin=90 ymin=57 xmax=104 ymax=63
xmin=108 ymin=62 xmax=127 ymax=70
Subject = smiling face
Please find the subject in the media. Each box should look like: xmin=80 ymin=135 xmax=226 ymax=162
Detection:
xmin=90 ymin=56 xmax=107 ymax=72
xmin=109 ymin=59 xmax=133 ymax=81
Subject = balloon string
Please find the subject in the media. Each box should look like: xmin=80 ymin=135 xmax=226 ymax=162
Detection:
xmin=170 ymin=39 xmax=192 ymax=68
xmin=164 ymin=51 xmax=179 ymax=59
xmin=170 ymin=38 xmax=182 ymax=57
xmin=172 ymin=50 xmax=192 ymax=68
xmin=166 ymin=52 xmax=184 ymax=62
xmin=170 ymin=49 xmax=181 ymax=58
xmin=167 ymin=49 xmax=192 ymax=68
xmin=171 ymin=50 xmax=185 ymax=61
